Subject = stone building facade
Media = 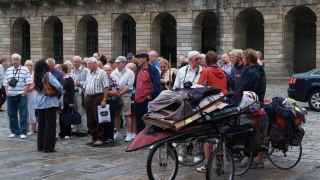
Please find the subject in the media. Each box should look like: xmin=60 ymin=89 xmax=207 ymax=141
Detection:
xmin=0 ymin=0 xmax=319 ymax=79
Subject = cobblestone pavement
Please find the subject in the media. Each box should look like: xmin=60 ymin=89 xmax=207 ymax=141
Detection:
xmin=0 ymin=83 xmax=319 ymax=180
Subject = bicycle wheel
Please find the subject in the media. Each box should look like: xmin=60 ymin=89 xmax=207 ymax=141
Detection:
xmin=147 ymin=142 xmax=179 ymax=180
xmin=266 ymin=141 xmax=302 ymax=170
xmin=175 ymin=142 xmax=204 ymax=167
xmin=230 ymin=144 xmax=254 ymax=176
xmin=206 ymin=147 xmax=235 ymax=180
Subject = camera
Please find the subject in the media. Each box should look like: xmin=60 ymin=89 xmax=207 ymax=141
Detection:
xmin=183 ymin=81 xmax=193 ymax=89
xmin=8 ymin=78 xmax=18 ymax=87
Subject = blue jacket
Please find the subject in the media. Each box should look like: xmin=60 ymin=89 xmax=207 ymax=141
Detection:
xmin=147 ymin=64 xmax=161 ymax=99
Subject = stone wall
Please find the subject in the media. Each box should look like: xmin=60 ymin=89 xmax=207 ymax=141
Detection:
xmin=0 ymin=0 xmax=319 ymax=78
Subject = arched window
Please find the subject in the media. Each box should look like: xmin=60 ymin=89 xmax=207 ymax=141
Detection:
xmin=77 ymin=15 xmax=98 ymax=57
xmin=43 ymin=16 xmax=63 ymax=63
xmin=11 ymin=18 xmax=30 ymax=63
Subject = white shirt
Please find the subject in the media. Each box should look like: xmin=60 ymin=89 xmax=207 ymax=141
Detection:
xmin=4 ymin=65 xmax=32 ymax=96
xmin=84 ymin=68 xmax=109 ymax=95
xmin=111 ymin=68 xmax=135 ymax=95
xmin=173 ymin=65 xmax=203 ymax=90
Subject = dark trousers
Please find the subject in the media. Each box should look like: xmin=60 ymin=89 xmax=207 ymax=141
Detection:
xmin=134 ymin=100 xmax=149 ymax=133
xmin=37 ymin=108 xmax=57 ymax=152
xmin=59 ymin=107 xmax=72 ymax=138
xmin=104 ymin=99 xmax=115 ymax=141
xmin=85 ymin=94 xmax=105 ymax=142
xmin=0 ymin=86 xmax=6 ymax=108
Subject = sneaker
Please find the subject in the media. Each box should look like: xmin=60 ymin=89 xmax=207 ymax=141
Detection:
xmin=92 ymin=140 xmax=104 ymax=147
xmin=8 ymin=134 xmax=16 ymax=138
xmin=64 ymin=136 xmax=70 ymax=140
xmin=178 ymin=155 xmax=184 ymax=162
xmin=193 ymin=156 xmax=202 ymax=163
xmin=20 ymin=134 xmax=27 ymax=139
xmin=196 ymin=165 xmax=207 ymax=173
xmin=114 ymin=131 xmax=120 ymax=141
xmin=124 ymin=134 xmax=132 ymax=142
xmin=131 ymin=133 xmax=136 ymax=140
xmin=27 ymin=132 xmax=33 ymax=136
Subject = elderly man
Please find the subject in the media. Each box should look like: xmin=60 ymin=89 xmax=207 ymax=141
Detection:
xmin=4 ymin=53 xmax=32 ymax=139
xmin=46 ymin=58 xmax=63 ymax=83
xmin=72 ymin=56 xmax=89 ymax=134
xmin=111 ymin=56 xmax=135 ymax=142
xmin=173 ymin=51 xmax=203 ymax=90
xmin=148 ymin=50 xmax=160 ymax=73
xmin=83 ymin=57 xmax=109 ymax=146
xmin=229 ymin=49 xmax=245 ymax=92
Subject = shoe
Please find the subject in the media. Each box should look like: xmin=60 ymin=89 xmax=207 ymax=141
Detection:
xmin=27 ymin=132 xmax=33 ymax=136
xmin=124 ymin=135 xmax=132 ymax=142
xmin=113 ymin=131 xmax=120 ymax=140
xmin=193 ymin=156 xmax=202 ymax=163
xmin=250 ymin=160 xmax=264 ymax=169
xmin=8 ymin=134 xmax=16 ymax=138
xmin=239 ymin=157 xmax=250 ymax=168
xmin=86 ymin=142 xmax=94 ymax=146
xmin=178 ymin=155 xmax=184 ymax=162
xmin=131 ymin=133 xmax=136 ymax=140
xmin=20 ymin=134 xmax=27 ymax=139
xmin=64 ymin=136 xmax=70 ymax=140
xmin=92 ymin=140 xmax=104 ymax=147
xmin=196 ymin=165 xmax=207 ymax=173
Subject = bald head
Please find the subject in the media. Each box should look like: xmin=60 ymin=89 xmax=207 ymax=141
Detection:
xmin=72 ymin=56 xmax=82 ymax=69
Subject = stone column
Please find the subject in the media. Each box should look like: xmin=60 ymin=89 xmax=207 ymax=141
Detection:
xmin=134 ymin=12 xmax=151 ymax=54
xmin=0 ymin=17 xmax=11 ymax=57
xmin=263 ymin=7 xmax=288 ymax=79
xmin=61 ymin=16 xmax=76 ymax=61
xmin=29 ymin=16 xmax=42 ymax=61
xmin=219 ymin=7 xmax=234 ymax=53
xmin=95 ymin=14 xmax=112 ymax=58
xmin=175 ymin=11 xmax=193 ymax=66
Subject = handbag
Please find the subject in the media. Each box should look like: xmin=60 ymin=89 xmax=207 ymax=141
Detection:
xmin=60 ymin=107 xmax=82 ymax=125
xmin=43 ymin=73 xmax=59 ymax=97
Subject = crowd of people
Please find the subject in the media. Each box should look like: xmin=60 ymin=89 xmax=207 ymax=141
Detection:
xmin=0 ymin=48 xmax=266 ymax=156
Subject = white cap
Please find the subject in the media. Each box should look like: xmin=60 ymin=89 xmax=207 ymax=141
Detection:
xmin=187 ymin=51 xmax=201 ymax=60
xmin=87 ymin=57 xmax=98 ymax=63
xmin=115 ymin=56 xmax=127 ymax=63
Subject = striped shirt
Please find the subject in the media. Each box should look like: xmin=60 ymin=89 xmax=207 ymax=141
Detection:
xmin=84 ymin=68 xmax=109 ymax=95
xmin=4 ymin=65 xmax=32 ymax=96
xmin=72 ymin=65 xmax=89 ymax=88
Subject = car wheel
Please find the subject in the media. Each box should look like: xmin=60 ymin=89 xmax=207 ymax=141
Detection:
xmin=308 ymin=90 xmax=320 ymax=111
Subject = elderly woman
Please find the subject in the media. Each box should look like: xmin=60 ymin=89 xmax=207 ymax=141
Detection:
xmin=160 ymin=58 xmax=175 ymax=90
xmin=25 ymin=60 xmax=37 ymax=135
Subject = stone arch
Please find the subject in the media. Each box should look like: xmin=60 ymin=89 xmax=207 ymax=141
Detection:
xmin=43 ymin=16 xmax=63 ymax=64
xmin=284 ymin=6 xmax=317 ymax=74
xmin=11 ymin=17 xmax=30 ymax=63
xmin=193 ymin=11 xmax=218 ymax=53
xmin=112 ymin=14 xmax=136 ymax=58
xmin=76 ymin=15 xmax=98 ymax=58
xmin=234 ymin=8 xmax=264 ymax=53
xmin=152 ymin=12 xmax=177 ymax=65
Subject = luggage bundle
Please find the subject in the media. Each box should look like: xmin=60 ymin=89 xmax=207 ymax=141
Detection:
xmin=143 ymin=87 xmax=228 ymax=130
xmin=265 ymin=97 xmax=306 ymax=148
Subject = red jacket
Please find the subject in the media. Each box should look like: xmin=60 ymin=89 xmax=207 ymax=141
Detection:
xmin=198 ymin=65 xmax=228 ymax=94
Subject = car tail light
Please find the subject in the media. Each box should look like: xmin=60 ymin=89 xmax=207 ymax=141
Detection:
xmin=288 ymin=77 xmax=297 ymax=85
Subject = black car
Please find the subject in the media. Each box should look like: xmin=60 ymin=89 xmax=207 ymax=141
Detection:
xmin=288 ymin=69 xmax=320 ymax=111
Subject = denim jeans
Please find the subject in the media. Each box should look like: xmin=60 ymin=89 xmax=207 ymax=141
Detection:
xmin=7 ymin=95 xmax=28 ymax=135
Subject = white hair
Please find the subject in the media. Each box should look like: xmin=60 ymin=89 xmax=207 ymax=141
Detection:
xmin=87 ymin=57 xmax=98 ymax=63
xmin=229 ymin=49 xmax=243 ymax=58
xmin=187 ymin=51 xmax=200 ymax=61
xmin=46 ymin=58 xmax=56 ymax=65
xmin=72 ymin=56 xmax=82 ymax=62
xmin=11 ymin=53 xmax=22 ymax=61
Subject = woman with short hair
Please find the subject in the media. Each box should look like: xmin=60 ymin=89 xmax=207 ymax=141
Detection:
xmin=25 ymin=60 xmax=37 ymax=135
